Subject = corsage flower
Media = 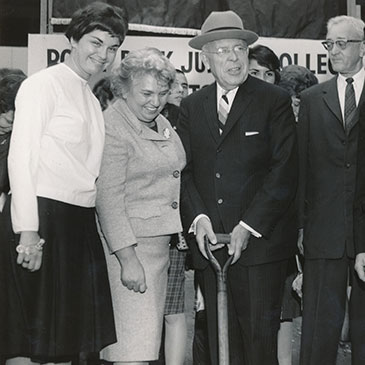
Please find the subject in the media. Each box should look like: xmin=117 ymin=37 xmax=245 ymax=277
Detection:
xmin=163 ymin=128 xmax=171 ymax=139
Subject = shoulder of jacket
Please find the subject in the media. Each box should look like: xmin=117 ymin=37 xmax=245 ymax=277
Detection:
xmin=301 ymin=78 xmax=332 ymax=99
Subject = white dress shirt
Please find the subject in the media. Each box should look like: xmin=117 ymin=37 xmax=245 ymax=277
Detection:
xmin=8 ymin=63 xmax=105 ymax=233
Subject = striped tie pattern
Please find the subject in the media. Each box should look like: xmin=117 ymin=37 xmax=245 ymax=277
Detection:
xmin=218 ymin=93 xmax=229 ymax=132
xmin=344 ymin=77 xmax=356 ymax=133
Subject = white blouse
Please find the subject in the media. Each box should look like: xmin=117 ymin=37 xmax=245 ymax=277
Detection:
xmin=8 ymin=63 xmax=105 ymax=233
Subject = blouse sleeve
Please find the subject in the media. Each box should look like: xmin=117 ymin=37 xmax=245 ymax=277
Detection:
xmin=8 ymin=73 xmax=56 ymax=233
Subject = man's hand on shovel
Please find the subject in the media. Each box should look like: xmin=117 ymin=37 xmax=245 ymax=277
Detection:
xmin=196 ymin=216 xmax=225 ymax=259
xmin=228 ymin=224 xmax=251 ymax=264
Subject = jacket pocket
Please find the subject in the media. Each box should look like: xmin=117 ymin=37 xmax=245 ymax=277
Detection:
xmin=127 ymin=205 xmax=161 ymax=219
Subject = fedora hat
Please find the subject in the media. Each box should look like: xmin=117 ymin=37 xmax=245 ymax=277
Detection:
xmin=189 ymin=10 xmax=258 ymax=50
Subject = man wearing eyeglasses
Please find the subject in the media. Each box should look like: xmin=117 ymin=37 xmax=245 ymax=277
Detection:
xmin=177 ymin=10 xmax=298 ymax=365
xmin=297 ymin=15 xmax=365 ymax=365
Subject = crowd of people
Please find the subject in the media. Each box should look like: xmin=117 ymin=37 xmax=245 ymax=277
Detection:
xmin=1 ymin=2 xmax=365 ymax=365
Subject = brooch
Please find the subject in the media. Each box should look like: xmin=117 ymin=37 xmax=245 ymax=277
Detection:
xmin=163 ymin=128 xmax=171 ymax=139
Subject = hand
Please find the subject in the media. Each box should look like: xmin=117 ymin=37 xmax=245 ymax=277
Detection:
xmin=355 ymin=252 xmax=365 ymax=282
xmin=115 ymin=246 xmax=147 ymax=293
xmin=292 ymin=272 xmax=303 ymax=298
xmin=195 ymin=216 xmax=223 ymax=259
xmin=228 ymin=224 xmax=251 ymax=264
xmin=297 ymin=228 xmax=304 ymax=255
xmin=17 ymin=231 xmax=43 ymax=272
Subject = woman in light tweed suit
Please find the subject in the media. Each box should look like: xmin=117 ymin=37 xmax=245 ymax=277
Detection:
xmin=96 ymin=48 xmax=186 ymax=364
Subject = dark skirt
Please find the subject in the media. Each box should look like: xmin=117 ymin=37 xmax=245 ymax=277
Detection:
xmin=0 ymin=197 xmax=116 ymax=363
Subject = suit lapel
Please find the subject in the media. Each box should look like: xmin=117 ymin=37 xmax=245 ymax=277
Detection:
xmin=322 ymin=76 xmax=343 ymax=128
xmin=112 ymin=99 xmax=167 ymax=141
xmin=322 ymin=75 xmax=365 ymax=135
xmin=203 ymin=84 xmax=220 ymax=144
xmin=218 ymin=77 xmax=254 ymax=146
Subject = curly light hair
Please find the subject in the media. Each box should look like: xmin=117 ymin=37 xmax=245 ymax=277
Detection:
xmin=111 ymin=47 xmax=176 ymax=97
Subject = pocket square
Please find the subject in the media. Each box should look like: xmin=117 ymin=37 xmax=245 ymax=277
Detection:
xmin=245 ymin=131 xmax=259 ymax=136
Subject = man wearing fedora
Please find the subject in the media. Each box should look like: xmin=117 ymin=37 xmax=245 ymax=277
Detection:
xmin=178 ymin=10 xmax=298 ymax=365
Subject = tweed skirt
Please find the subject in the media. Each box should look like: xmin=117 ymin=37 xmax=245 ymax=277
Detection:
xmin=100 ymin=235 xmax=170 ymax=362
xmin=0 ymin=197 xmax=116 ymax=362
xmin=164 ymin=247 xmax=186 ymax=315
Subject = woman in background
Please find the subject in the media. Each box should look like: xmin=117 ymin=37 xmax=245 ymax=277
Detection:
xmin=0 ymin=71 xmax=26 ymax=197
xmin=0 ymin=70 xmax=26 ymax=365
xmin=0 ymin=3 xmax=128 ymax=364
xmin=96 ymin=48 xmax=186 ymax=365
xmin=160 ymin=69 xmax=189 ymax=365
xmin=92 ymin=76 xmax=115 ymax=111
xmin=248 ymin=44 xmax=281 ymax=84
xmin=279 ymin=64 xmax=318 ymax=122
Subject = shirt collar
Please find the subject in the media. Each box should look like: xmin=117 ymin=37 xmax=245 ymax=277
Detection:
xmin=61 ymin=62 xmax=89 ymax=86
xmin=216 ymin=84 xmax=239 ymax=106
xmin=337 ymin=67 xmax=365 ymax=88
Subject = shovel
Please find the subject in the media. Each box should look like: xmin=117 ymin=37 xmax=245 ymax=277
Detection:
xmin=204 ymin=233 xmax=233 ymax=365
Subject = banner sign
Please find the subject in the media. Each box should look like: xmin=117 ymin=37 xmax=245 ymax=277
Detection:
xmin=28 ymin=34 xmax=335 ymax=90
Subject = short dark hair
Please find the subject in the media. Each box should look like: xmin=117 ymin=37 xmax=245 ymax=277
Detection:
xmin=0 ymin=73 xmax=27 ymax=113
xmin=249 ymin=45 xmax=281 ymax=83
xmin=65 ymin=2 xmax=129 ymax=44
xmin=0 ymin=68 xmax=26 ymax=82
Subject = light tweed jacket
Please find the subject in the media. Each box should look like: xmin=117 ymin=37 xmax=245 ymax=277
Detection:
xmin=96 ymin=98 xmax=186 ymax=254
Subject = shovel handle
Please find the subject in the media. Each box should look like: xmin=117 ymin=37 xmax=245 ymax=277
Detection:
xmin=204 ymin=234 xmax=231 ymax=365
xmin=214 ymin=233 xmax=231 ymax=244
xmin=204 ymin=234 xmax=233 ymax=275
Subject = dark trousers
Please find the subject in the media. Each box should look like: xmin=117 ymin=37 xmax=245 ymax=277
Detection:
xmin=300 ymin=256 xmax=365 ymax=365
xmin=196 ymin=252 xmax=287 ymax=365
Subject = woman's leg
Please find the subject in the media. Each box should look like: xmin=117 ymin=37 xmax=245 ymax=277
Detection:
xmin=277 ymin=321 xmax=293 ymax=365
xmin=164 ymin=313 xmax=187 ymax=365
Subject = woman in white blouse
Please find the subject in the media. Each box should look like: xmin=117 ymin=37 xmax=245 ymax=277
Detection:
xmin=0 ymin=3 xmax=128 ymax=364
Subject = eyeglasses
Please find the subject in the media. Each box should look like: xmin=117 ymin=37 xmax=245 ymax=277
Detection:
xmin=321 ymin=39 xmax=363 ymax=51
xmin=204 ymin=45 xmax=248 ymax=57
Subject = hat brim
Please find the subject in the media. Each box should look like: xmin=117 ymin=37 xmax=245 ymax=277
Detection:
xmin=189 ymin=29 xmax=258 ymax=50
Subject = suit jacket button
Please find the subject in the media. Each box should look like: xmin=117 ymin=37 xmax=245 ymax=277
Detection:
xmin=173 ymin=170 xmax=180 ymax=178
xmin=171 ymin=201 xmax=179 ymax=209
xmin=345 ymin=163 xmax=351 ymax=168
xmin=217 ymin=198 xmax=223 ymax=204
xmin=216 ymin=172 xmax=221 ymax=179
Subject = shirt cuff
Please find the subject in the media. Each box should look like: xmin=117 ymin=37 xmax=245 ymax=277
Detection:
xmin=239 ymin=220 xmax=262 ymax=238
xmin=189 ymin=214 xmax=211 ymax=235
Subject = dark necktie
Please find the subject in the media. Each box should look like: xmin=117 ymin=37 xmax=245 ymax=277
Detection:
xmin=218 ymin=93 xmax=229 ymax=133
xmin=344 ymin=77 xmax=356 ymax=133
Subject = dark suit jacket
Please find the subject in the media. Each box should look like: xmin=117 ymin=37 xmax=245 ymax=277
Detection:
xmin=178 ymin=75 xmax=298 ymax=270
xmin=353 ymin=102 xmax=365 ymax=255
xmin=298 ymin=76 xmax=365 ymax=259
xmin=0 ymin=133 xmax=10 ymax=194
